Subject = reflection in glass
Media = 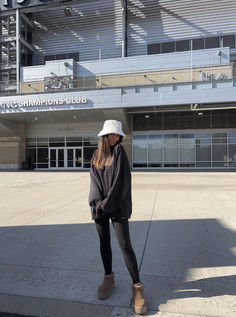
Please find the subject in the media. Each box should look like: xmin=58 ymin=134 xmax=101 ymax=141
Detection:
xmin=196 ymin=144 xmax=211 ymax=162
xmin=229 ymin=144 xmax=236 ymax=166
xmin=49 ymin=137 xmax=65 ymax=147
xmin=75 ymin=149 xmax=82 ymax=167
xmin=212 ymin=144 xmax=227 ymax=162
xmin=50 ymin=149 xmax=56 ymax=168
xmin=164 ymin=134 xmax=178 ymax=162
xmin=67 ymin=149 xmax=73 ymax=167
xmin=66 ymin=137 xmax=82 ymax=147
xmin=37 ymin=138 xmax=48 ymax=147
xmin=133 ymin=135 xmax=147 ymax=164
xmin=148 ymin=135 xmax=162 ymax=163
xmin=84 ymin=137 xmax=98 ymax=146
xmin=58 ymin=149 xmax=64 ymax=168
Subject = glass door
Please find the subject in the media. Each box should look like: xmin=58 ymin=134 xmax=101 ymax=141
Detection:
xmin=49 ymin=148 xmax=65 ymax=168
xmin=67 ymin=147 xmax=83 ymax=168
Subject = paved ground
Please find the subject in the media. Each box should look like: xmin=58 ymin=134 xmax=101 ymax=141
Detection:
xmin=0 ymin=171 xmax=235 ymax=317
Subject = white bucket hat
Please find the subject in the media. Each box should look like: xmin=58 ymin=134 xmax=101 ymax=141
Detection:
xmin=98 ymin=120 xmax=126 ymax=138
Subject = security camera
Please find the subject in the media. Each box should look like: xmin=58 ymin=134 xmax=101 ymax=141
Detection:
xmin=64 ymin=62 xmax=69 ymax=67
xmin=217 ymin=50 xmax=222 ymax=56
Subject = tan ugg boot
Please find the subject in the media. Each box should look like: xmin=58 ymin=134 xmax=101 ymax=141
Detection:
xmin=132 ymin=283 xmax=147 ymax=315
xmin=97 ymin=272 xmax=115 ymax=300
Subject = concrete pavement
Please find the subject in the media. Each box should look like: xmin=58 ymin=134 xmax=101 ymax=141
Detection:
xmin=0 ymin=171 xmax=235 ymax=317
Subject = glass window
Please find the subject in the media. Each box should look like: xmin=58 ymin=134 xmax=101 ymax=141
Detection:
xmin=66 ymin=137 xmax=82 ymax=146
xmin=161 ymin=41 xmax=175 ymax=53
xmin=212 ymin=144 xmax=227 ymax=161
xmin=148 ymin=114 xmax=162 ymax=130
xmin=133 ymin=135 xmax=147 ymax=163
xmin=68 ymin=52 xmax=80 ymax=61
xmin=180 ymin=134 xmax=195 ymax=162
xmin=194 ymin=112 xmax=211 ymax=129
xmin=228 ymin=132 xmax=236 ymax=144
xmin=84 ymin=146 xmax=97 ymax=163
xmin=44 ymin=55 xmax=55 ymax=62
xmin=179 ymin=112 xmax=194 ymax=129
xmin=49 ymin=137 xmax=65 ymax=147
xmin=229 ymin=144 xmax=236 ymax=166
xmin=212 ymin=162 xmax=227 ymax=167
xmin=133 ymin=114 xmax=148 ymax=131
xmin=196 ymin=143 xmax=211 ymax=162
xmin=38 ymin=148 xmax=48 ymax=163
xmin=196 ymin=133 xmax=211 ymax=139
xmin=148 ymin=135 xmax=163 ymax=162
xmin=205 ymin=36 xmax=220 ymax=49
xmin=196 ymin=161 xmax=211 ymax=167
xmin=83 ymin=137 xmax=98 ymax=146
xmin=192 ymin=38 xmax=204 ymax=50
xmin=26 ymin=138 xmax=36 ymax=147
xmin=180 ymin=133 xmax=195 ymax=143
xmin=196 ymin=133 xmax=211 ymax=146
xmin=163 ymin=112 xmax=178 ymax=130
xmin=147 ymin=43 xmax=161 ymax=55
xmin=212 ymin=133 xmax=227 ymax=143
xmin=55 ymin=53 xmax=67 ymax=60
xmin=222 ymin=35 xmax=235 ymax=48
xmin=228 ymin=110 xmax=236 ymax=128
xmin=37 ymin=138 xmax=48 ymax=147
xmin=164 ymin=134 xmax=178 ymax=162
xmin=176 ymin=40 xmax=190 ymax=52
xmin=212 ymin=111 xmax=227 ymax=129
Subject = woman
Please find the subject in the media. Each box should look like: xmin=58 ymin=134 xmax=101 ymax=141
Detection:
xmin=89 ymin=119 xmax=147 ymax=315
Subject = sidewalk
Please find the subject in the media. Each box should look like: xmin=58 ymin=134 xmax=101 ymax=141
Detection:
xmin=0 ymin=171 xmax=235 ymax=317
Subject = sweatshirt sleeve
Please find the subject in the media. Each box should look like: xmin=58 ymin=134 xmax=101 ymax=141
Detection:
xmin=88 ymin=163 xmax=103 ymax=209
xmin=102 ymin=145 xmax=131 ymax=214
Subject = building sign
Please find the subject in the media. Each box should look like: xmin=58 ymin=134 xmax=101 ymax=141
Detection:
xmin=199 ymin=71 xmax=230 ymax=81
xmin=0 ymin=0 xmax=61 ymax=11
xmin=0 ymin=96 xmax=87 ymax=109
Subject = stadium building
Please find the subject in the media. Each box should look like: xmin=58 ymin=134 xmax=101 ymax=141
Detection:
xmin=0 ymin=0 xmax=236 ymax=170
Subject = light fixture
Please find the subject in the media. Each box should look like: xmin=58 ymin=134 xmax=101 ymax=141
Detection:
xmin=64 ymin=6 xmax=72 ymax=16
xmin=198 ymin=112 xmax=203 ymax=116
xmin=145 ymin=114 xmax=150 ymax=118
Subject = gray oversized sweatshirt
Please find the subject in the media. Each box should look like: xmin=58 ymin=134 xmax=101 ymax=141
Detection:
xmin=88 ymin=143 xmax=132 ymax=220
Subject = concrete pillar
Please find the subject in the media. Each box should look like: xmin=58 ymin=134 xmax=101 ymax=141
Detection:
xmin=0 ymin=120 xmax=25 ymax=170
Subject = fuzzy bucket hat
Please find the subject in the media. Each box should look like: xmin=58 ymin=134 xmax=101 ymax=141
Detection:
xmin=98 ymin=120 xmax=126 ymax=138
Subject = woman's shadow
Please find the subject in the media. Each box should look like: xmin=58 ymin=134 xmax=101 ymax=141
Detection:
xmin=135 ymin=218 xmax=236 ymax=314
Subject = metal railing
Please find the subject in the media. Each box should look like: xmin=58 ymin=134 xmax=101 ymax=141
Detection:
xmin=0 ymin=64 xmax=234 ymax=96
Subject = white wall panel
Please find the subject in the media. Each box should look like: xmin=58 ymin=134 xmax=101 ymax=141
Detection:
xmin=128 ymin=0 xmax=236 ymax=56
xmin=26 ymin=122 xmax=101 ymax=137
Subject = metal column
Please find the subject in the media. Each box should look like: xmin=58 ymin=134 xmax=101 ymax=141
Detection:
xmin=16 ymin=8 xmax=20 ymax=93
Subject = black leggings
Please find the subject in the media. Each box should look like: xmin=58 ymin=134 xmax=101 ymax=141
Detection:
xmin=95 ymin=216 xmax=140 ymax=284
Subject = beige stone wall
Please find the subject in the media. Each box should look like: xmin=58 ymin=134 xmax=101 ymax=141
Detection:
xmin=20 ymin=65 xmax=232 ymax=93
xmin=20 ymin=81 xmax=45 ymax=93
xmin=0 ymin=124 xmax=25 ymax=169
xmin=0 ymin=138 xmax=20 ymax=165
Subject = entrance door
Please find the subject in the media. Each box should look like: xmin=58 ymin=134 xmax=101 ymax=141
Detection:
xmin=67 ymin=147 xmax=83 ymax=168
xmin=49 ymin=148 xmax=65 ymax=168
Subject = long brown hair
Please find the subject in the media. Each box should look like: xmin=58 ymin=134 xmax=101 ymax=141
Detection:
xmin=92 ymin=135 xmax=122 ymax=169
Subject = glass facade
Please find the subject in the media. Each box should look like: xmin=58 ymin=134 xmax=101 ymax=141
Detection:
xmin=132 ymin=109 xmax=236 ymax=169
xmin=133 ymin=132 xmax=236 ymax=168
xmin=26 ymin=136 xmax=98 ymax=169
